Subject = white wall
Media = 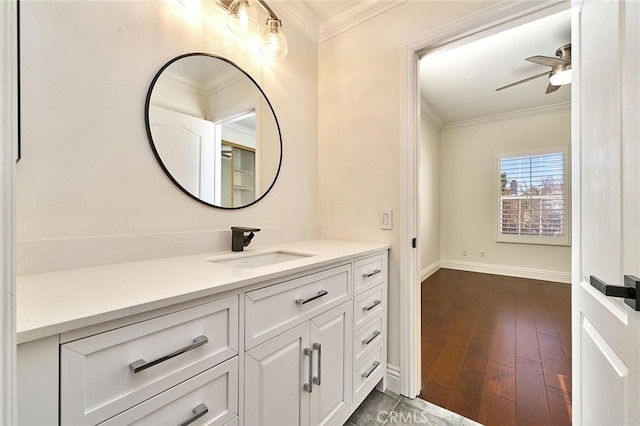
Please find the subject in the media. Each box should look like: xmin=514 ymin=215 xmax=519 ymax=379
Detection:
xmin=419 ymin=112 xmax=441 ymax=275
xmin=440 ymin=110 xmax=571 ymax=278
xmin=17 ymin=1 xmax=319 ymax=274
xmin=152 ymin=76 xmax=210 ymax=119
xmin=318 ymin=0 xmax=497 ymax=371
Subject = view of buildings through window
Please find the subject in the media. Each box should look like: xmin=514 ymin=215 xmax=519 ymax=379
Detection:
xmin=499 ymin=151 xmax=566 ymax=238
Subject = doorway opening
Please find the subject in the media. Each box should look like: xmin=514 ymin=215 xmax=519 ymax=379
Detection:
xmin=408 ymin=4 xmax=572 ymax=425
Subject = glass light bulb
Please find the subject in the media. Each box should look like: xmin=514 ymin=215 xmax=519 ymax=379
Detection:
xmin=260 ymin=18 xmax=288 ymax=59
xmin=227 ymin=0 xmax=259 ymax=37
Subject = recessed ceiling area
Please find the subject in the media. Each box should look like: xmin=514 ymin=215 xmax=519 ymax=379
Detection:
xmin=419 ymin=9 xmax=571 ymax=127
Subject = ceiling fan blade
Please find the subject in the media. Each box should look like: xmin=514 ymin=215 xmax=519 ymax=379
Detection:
xmin=496 ymin=71 xmax=551 ymax=91
xmin=526 ymin=55 xmax=569 ymax=67
xmin=546 ymin=83 xmax=560 ymax=94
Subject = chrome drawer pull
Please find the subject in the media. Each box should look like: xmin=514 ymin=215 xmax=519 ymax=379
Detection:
xmin=312 ymin=342 xmax=322 ymax=386
xmin=177 ymin=403 xmax=208 ymax=426
xmin=362 ymin=361 xmax=380 ymax=379
xmin=296 ymin=290 xmax=328 ymax=305
xmin=129 ymin=335 xmax=208 ymax=374
xmin=362 ymin=330 xmax=381 ymax=345
xmin=362 ymin=299 xmax=381 ymax=312
xmin=363 ymin=269 xmax=381 ymax=278
xmin=303 ymin=347 xmax=313 ymax=393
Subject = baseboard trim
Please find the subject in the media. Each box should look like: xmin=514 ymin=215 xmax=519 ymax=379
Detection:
xmin=440 ymin=259 xmax=571 ymax=283
xmin=386 ymin=363 xmax=401 ymax=395
xmin=420 ymin=260 xmax=441 ymax=281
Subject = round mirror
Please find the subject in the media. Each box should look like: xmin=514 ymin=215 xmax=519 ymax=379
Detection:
xmin=145 ymin=53 xmax=282 ymax=209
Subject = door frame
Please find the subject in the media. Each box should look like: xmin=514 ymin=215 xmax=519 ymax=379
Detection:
xmin=398 ymin=0 xmax=571 ymax=397
xmin=0 ymin=0 xmax=18 ymax=422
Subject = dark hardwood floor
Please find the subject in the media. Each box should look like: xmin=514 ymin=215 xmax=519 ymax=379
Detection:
xmin=420 ymin=269 xmax=571 ymax=425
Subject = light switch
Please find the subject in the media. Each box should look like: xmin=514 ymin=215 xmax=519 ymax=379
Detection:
xmin=380 ymin=209 xmax=393 ymax=230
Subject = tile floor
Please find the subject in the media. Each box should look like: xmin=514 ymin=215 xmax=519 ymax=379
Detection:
xmin=347 ymin=389 xmax=482 ymax=426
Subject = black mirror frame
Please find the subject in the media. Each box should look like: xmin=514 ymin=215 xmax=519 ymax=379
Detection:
xmin=144 ymin=52 xmax=283 ymax=210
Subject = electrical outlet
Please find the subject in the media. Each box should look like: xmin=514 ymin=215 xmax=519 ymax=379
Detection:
xmin=462 ymin=249 xmax=468 ymax=256
xmin=480 ymin=250 xmax=485 ymax=258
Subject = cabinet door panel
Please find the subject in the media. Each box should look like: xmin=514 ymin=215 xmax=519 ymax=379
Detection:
xmin=310 ymin=302 xmax=352 ymax=425
xmin=245 ymin=322 xmax=310 ymax=426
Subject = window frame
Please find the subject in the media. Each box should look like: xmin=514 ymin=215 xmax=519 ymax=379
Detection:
xmin=496 ymin=144 xmax=571 ymax=246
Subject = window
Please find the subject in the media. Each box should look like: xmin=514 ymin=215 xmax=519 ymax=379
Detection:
xmin=497 ymin=146 xmax=570 ymax=245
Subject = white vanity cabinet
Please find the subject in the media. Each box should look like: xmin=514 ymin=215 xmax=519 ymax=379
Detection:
xmin=244 ymin=264 xmax=353 ymax=426
xmin=243 ymin=254 xmax=387 ymax=426
xmin=16 ymin=241 xmax=389 ymax=426
xmin=351 ymin=253 xmax=387 ymax=406
xmin=60 ymin=296 xmax=240 ymax=425
xmin=244 ymin=301 xmax=352 ymax=426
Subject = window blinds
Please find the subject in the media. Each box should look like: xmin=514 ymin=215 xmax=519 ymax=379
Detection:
xmin=499 ymin=151 xmax=566 ymax=238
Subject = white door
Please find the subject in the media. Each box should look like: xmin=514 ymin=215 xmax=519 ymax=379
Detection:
xmin=573 ymin=0 xmax=640 ymax=425
xmin=245 ymin=322 xmax=311 ymax=426
xmin=149 ymin=105 xmax=218 ymax=204
xmin=309 ymin=302 xmax=352 ymax=425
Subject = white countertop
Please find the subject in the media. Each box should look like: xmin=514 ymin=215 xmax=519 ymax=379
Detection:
xmin=16 ymin=239 xmax=389 ymax=344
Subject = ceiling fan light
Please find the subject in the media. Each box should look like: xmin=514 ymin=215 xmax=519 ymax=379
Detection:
xmin=226 ymin=0 xmax=260 ymax=37
xmin=549 ymin=66 xmax=572 ymax=86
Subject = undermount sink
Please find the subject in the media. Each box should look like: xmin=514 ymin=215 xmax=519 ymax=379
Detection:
xmin=207 ymin=251 xmax=314 ymax=269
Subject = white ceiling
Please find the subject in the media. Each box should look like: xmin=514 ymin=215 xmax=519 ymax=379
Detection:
xmin=298 ymin=2 xmax=571 ymax=127
xmin=419 ymin=9 xmax=572 ymax=127
xmin=301 ymin=0 xmax=354 ymax=20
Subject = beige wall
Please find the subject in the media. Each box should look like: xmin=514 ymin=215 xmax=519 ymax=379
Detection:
xmin=419 ymin=114 xmax=441 ymax=272
xmin=440 ymin=111 xmax=572 ymax=274
xmin=17 ymin=1 xmax=318 ymax=274
xmin=318 ymin=1 xmax=497 ymax=368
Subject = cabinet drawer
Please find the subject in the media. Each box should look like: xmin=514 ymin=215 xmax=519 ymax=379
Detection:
xmin=353 ymin=254 xmax=386 ymax=295
xmin=245 ymin=265 xmax=351 ymax=349
xmin=353 ymin=343 xmax=384 ymax=401
xmin=354 ymin=285 xmax=384 ymax=330
xmin=353 ymin=315 xmax=383 ymax=365
xmin=100 ymin=357 xmax=238 ymax=426
xmin=61 ymin=296 xmax=239 ymax=425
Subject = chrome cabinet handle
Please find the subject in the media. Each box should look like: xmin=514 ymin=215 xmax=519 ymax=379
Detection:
xmin=362 ymin=299 xmax=381 ymax=312
xmin=361 ymin=361 xmax=380 ymax=378
xmin=296 ymin=290 xmax=328 ymax=305
xmin=177 ymin=403 xmax=208 ymax=426
xmin=312 ymin=342 xmax=322 ymax=386
xmin=362 ymin=330 xmax=381 ymax=345
xmin=363 ymin=269 xmax=381 ymax=278
xmin=303 ymin=347 xmax=313 ymax=393
xmin=129 ymin=335 xmax=208 ymax=374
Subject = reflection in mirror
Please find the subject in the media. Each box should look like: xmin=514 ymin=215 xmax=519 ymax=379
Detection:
xmin=145 ymin=53 xmax=282 ymax=209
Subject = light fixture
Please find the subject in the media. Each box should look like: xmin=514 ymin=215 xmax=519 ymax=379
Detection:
xmin=549 ymin=63 xmax=572 ymax=86
xmin=226 ymin=0 xmax=260 ymax=38
xmin=216 ymin=0 xmax=288 ymax=59
xmin=261 ymin=18 xmax=288 ymax=59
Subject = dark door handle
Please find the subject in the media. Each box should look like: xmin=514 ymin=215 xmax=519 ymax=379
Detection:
xmin=590 ymin=275 xmax=640 ymax=310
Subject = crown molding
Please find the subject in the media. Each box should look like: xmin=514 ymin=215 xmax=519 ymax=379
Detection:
xmin=442 ymin=101 xmax=571 ymax=133
xmin=161 ymin=69 xmax=244 ymax=97
xmin=159 ymin=72 xmax=205 ymax=95
xmin=269 ymin=0 xmax=320 ymax=42
xmin=318 ymin=0 xmax=407 ymax=43
xmin=419 ymin=96 xmax=444 ymax=132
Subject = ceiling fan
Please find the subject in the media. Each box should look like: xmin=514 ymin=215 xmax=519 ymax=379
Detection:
xmin=496 ymin=43 xmax=572 ymax=94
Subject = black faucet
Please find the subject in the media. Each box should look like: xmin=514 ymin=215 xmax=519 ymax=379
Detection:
xmin=231 ymin=227 xmax=261 ymax=252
